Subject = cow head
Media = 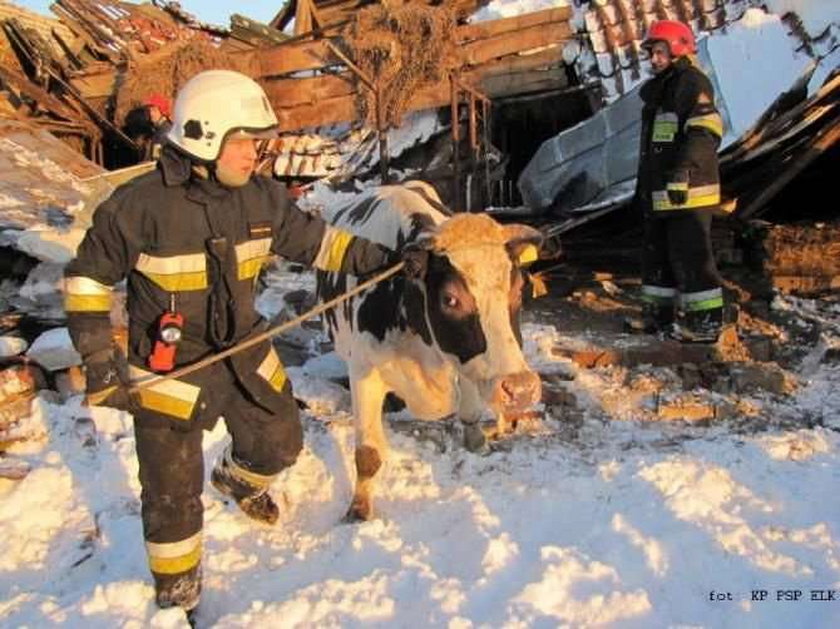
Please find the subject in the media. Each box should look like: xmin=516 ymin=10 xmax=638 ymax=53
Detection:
xmin=404 ymin=213 xmax=542 ymax=414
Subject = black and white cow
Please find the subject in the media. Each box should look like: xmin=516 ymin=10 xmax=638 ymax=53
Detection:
xmin=317 ymin=181 xmax=542 ymax=521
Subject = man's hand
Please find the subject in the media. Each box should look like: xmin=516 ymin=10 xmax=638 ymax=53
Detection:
xmin=666 ymin=169 xmax=689 ymax=206
xmin=83 ymin=348 xmax=138 ymax=411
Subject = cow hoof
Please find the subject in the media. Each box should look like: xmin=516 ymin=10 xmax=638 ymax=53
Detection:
xmin=342 ymin=498 xmax=374 ymax=523
xmin=462 ymin=423 xmax=489 ymax=455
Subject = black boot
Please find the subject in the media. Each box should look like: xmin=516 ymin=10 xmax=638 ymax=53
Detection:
xmin=670 ymin=306 xmax=723 ymax=343
xmin=211 ymin=454 xmax=279 ymax=525
xmin=154 ymin=563 xmax=201 ymax=612
xmin=625 ymin=302 xmax=674 ymax=334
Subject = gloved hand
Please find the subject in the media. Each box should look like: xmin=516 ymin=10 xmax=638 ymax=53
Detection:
xmin=666 ymin=169 xmax=689 ymax=206
xmin=83 ymin=347 xmax=138 ymax=412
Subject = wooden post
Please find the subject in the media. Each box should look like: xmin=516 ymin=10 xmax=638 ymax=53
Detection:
xmin=325 ymin=41 xmax=389 ymax=183
xmin=450 ymin=74 xmax=461 ymax=212
xmin=376 ymin=88 xmax=389 ymax=184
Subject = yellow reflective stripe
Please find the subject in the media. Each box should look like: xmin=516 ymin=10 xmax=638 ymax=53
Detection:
xmin=652 ymin=113 xmax=678 ymax=142
xmin=224 ymin=446 xmax=273 ymax=489
xmin=681 ymin=288 xmax=724 ymax=312
xmin=235 ymin=238 xmax=273 ymax=280
xmin=136 ymin=252 xmax=207 ymax=291
xmin=653 ymin=184 xmax=720 ymax=211
xmin=64 ymin=276 xmax=113 ymax=312
xmin=314 ymin=226 xmax=353 ymax=272
xmin=667 ymin=181 xmax=689 ymax=191
xmin=129 ymin=366 xmax=200 ymax=421
xmin=147 ymin=532 xmax=202 ymax=575
xmin=64 ymin=294 xmax=112 ymax=312
xmin=686 ymin=113 xmax=723 ymax=138
xmin=256 ymin=346 xmax=287 ymax=393
xmin=518 ymin=244 xmax=539 ymax=266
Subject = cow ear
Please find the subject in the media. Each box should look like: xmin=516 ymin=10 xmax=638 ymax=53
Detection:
xmin=504 ymin=224 xmax=544 ymax=266
xmin=402 ymin=244 xmax=429 ymax=280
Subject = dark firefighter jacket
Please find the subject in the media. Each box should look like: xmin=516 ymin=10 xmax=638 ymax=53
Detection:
xmin=65 ymin=146 xmax=393 ymax=426
xmin=636 ymin=56 xmax=724 ymax=214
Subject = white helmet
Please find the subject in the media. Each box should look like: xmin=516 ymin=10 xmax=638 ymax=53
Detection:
xmin=167 ymin=70 xmax=278 ymax=162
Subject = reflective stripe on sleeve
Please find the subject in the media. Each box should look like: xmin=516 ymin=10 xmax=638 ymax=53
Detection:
xmin=224 ymin=445 xmax=273 ymax=489
xmin=685 ymin=113 xmax=723 ymax=138
xmin=147 ymin=531 xmax=202 ymax=575
xmin=135 ymin=252 xmax=207 ymax=291
xmin=129 ymin=366 xmax=201 ymax=421
xmin=235 ymin=238 xmax=273 ymax=280
xmin=653 ymin=184 xmax=720 ymax=211
xmin=680 ymin=287 xmax=724 ymax=312
xmin=313 ymin=226 xmax=353 ymax=272
xmin=64 ymin=276 xmax=113 ymax=312
xmin=641 ymin=285 xmax=677 ymax=303
xmin=256 ymin=346 xmax=287 ymax=393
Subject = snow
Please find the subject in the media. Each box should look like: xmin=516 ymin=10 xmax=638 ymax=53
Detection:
xmin=0 ymin=336 xmax=27 ymax=357
xmin=2 ymin=259 xmax=840 ymax=626
xmin=26 ymin=326 xmax=81 ymax=371
xmin=1 ymin=3 xmax=839 ymax=626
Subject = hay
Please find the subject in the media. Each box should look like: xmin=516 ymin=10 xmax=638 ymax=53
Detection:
xmin=114 ymin=38 xmax=262 ymax=124
xmin=340 ymin=3 xmax=458 ymax=127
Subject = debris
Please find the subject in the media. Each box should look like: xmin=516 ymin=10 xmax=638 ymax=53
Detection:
xmin=26 ymin=327 xmax=81 ymax=371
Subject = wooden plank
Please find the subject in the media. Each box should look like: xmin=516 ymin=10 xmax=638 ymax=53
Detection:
xmin=480 ymin=66 xmax=568 ymax=98
xmin=69 ymin=68 xmax=116 ymax=99
xmin=246 ymin=39 xmax=335 ymax=77
xmin=251 ymin=8 xmax=573 ymax=78
xmin=265 ymin=46 xmax=564 ymax=108
xmin=457 ymin=7 xmax=572 ymax=42
xmin=264 ymin=72 xmax=355 ymax=106
xmin=462 ymin=21 xmax=572 ymax=66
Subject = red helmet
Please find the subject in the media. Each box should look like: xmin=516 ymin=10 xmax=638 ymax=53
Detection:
xmin=642 ymin=20 xmax=696 ymax=57
xmin=144 ymin=93 xmax=172 ymax=118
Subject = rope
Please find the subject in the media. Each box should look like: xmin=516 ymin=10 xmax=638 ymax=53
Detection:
xmin=87 ymin=261 xmax=405 ymax=406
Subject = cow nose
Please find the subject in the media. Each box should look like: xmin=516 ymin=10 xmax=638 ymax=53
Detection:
xmin=497 ymin=371 xmax=542 ymax=410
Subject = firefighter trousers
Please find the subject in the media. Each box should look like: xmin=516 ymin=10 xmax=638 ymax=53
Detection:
xmin=641 ymin=210 xmax=724 ymax=333
xmin=133 ymin=361 xmax=302 ymax=579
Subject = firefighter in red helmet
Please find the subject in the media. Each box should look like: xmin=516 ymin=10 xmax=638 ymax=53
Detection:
xmin=630 ymin=20 xmax=728 ymax=342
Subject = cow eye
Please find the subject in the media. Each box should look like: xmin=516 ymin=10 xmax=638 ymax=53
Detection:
xmin=441 ymin=293 xmax=460 ymax=310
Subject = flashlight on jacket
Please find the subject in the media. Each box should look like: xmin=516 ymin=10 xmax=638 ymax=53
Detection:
xmin=148 ymin=311 xmax=184 ymax=373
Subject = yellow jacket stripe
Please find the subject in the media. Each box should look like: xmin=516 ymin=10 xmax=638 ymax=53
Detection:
xmin=224 ymin=445 xmax=274 ymax=489
xmin=686 ymin=113 xmax=724 ymax=138
xmin=653 ymin=184 xmax=720 ymax=211
xmin=256 ymin=346 xmax=287 ymax=393
xmin=235 ymin=238 xmax=273 ymax=280
xmin=64 ymin=276 xmax=113 ymax=313
xmin=147 ymin=531 xmax=202 ymax=575
xmin=129 ymin=366 xmax=201 ymax=420
xmin=135 ymin=252 xmax=207 ymax=291
xmin=313 ymin=226 xmax=353 ymax=272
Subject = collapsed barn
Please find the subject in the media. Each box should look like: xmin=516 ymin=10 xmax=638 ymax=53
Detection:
xmin=0 ymin=0 xmax=838 ymax=443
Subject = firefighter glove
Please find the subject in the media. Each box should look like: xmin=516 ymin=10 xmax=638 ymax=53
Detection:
xmin=666 ymin=169 xmax=690 ymax=206
xmin=83 ymin=347 xmax=138 ymax=412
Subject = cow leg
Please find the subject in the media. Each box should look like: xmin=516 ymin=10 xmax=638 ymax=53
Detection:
xmin=345 ymin=366 xmax=388 ymax=522
xmin=457 ymin=378 xmax=488 ymax=453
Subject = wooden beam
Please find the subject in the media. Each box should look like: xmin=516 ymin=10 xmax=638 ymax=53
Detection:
xmin=462 ymin=21 xmax=572 ymax=66
xmin=457 ymin=7 xmax=572 ymax=42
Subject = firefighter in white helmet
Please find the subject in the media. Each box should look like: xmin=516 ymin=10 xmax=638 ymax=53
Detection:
xmin=64 ymin=70 xmax=397 ymax=613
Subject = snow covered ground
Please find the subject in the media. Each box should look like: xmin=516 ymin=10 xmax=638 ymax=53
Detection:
xmin=1 ymin=260 xmax=839 ymax=628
